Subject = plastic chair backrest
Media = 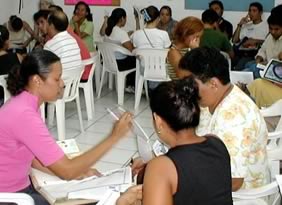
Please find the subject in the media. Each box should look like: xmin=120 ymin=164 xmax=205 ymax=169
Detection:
xmin=62 ymin=68 xmax=83 ymax=102
xmin=230 ymin=71 xmax=254 ymax=85
xmin=0 ymin=193 xmax=35 ymax=205
xmin=232 ymin=181 xmax=280 ymax=205
xmin=82 ymin=56 xmax=97 ymax=83
xmin=0 ymin=74 xmax=10 ymax=103
xmin=96 ymin=42 xmax=132 ymax=74
xmin=134 ymin=48 xmax=169 ymax=81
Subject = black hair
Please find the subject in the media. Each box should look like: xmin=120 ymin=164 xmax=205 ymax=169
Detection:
xmin=7 ymin=50 xmax=60 ymax=96
xmin=73 ymin=1 xmax=93 ymax=22
xmin=179 ymin=47 xmax=230 ymax=85
xmin=202 ymin=9 xmax=220 ymax=24
xmin=160 ymin=5 xmax=172 ymax=17
xmin=47 ymin=11 xmax=68 ymax=32
xmin=33 ymin=10 xmax=50 ymax=22
xmin=267 ymin=13 xmax=282 ymax=27
xmin=9 ymin=15 xmax=23 ymax=32
xmin=105 ymin=8 xmax=126 ymax=36
xmin=271 ymin=4 xmax=282 ymax=15
xmin=0 ymin=25 xmax=9 ymax=49
xmin=150 ymin=76 xmax=200 ymax=132
xmin=49 ymin=5 xmax=63 ymax=12
xmin=249 ymin=2 xmax=263 ymax=12
xmin=141 ymin=6 xmax=160 ymax=23
xmin=209 ymin=0 xmax=224 ymax=10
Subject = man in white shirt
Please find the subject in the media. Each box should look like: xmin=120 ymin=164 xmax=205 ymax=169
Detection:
xmin=44 ymin=10 xmax=81 ymax=72
xmin=244 ymin=12 xmax=282 ymax=78
xmin=233 ymin=2 xmax=268 ymax=47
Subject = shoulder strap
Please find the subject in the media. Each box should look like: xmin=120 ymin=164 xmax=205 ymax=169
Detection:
xmin=143 ymin=29 xmax=154 ymax=48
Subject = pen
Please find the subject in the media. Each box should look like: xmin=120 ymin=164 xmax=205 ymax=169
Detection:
xmin=106 ymin=108 xmax=119 ymax=120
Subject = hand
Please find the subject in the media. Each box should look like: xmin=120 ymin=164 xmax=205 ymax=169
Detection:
xmin=131 ymin=157 xmax=146 ymax=176
xmin=111 ymin=112 xmax=133 ymax=140
xmin=72 ymin=15 xmax=80 ymax=23
xmin=239 ymin=15 xmax=251 ymax=26
xmin=116 ymin=185 xmax=143 ymax=205
xmin=75 ymin=168 xmax=102 ymax=180
xmin=278 ymin=52 xmax=282 ymax=61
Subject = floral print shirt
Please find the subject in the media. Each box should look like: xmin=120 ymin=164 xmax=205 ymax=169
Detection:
xmin=196 ymin=85 xmax=270 ymax=189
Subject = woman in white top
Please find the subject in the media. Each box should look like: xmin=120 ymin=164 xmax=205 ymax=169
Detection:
xmin=104 ymin=8 xmax=136 ymax=89
xmin=131 ymin=6 xmax=171 ymax=49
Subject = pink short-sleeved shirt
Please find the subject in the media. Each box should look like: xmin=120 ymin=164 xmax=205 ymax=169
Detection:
xmin=0 ymin=91 xmax=64 ymax=192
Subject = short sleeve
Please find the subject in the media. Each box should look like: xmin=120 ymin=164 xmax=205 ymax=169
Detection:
xmin=118 ymin=29 xmax=130 ymax=44
xmin=83 ymin=21 xmax=94 ymax=36
xmin=14 ymin=109 xmax=64 ymax=166
xmin=256 ymin=38 xmax=268 ymax=61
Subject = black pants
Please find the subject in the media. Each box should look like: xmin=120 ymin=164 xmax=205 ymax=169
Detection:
xmin=18 ymin=185 xmax=50 ymax=205
xmin=116 ymin=56 xmax=136 ymax=87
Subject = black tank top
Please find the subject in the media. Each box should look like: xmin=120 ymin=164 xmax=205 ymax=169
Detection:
xmin=166 ymin=136 xmax=233 ymax=205
xmin=0 ymin=52 xmax=20 ymax=75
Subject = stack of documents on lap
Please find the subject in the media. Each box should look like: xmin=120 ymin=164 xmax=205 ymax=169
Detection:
xmin=31 ymin=166 xmax=132 ymax=204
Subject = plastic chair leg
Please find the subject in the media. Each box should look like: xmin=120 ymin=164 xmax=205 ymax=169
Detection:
xmin=94 ymin=63 xmax=101 ymax=95
xmin=55 ymin=100 xmax=66 ymax=140
xmin=75 ymin=96 xmax=84 ymax=133
xmin=117 ymin=73 xmax=126 ymax=105
xmin=98 ymin=69 xmax=106 ymax=98
xmin=134 ymin=77 xmax=144 ymax=110
xmin=84 ymin=85 xmax=93 ymax=121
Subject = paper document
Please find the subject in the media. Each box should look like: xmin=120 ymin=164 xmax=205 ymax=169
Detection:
xmin=57 ymin=139 xmax=80 ymax=154
xmin=32 ymin=167 xmax=132 ymax=203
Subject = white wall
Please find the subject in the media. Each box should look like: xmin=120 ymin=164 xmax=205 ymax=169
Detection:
xmin=1 ymin=0 xmax=282 ymax=40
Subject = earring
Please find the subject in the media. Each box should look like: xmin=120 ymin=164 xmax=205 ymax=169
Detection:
xmin=157 ymin=130 xmax=161 ymax=134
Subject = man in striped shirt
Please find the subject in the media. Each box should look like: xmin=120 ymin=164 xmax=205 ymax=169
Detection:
xmin=44 ymin=10 xmax=82 ymax=72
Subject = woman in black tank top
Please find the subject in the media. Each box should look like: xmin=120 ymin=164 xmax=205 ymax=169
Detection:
xmin=141 ymin=77 xmax=233 ymax=205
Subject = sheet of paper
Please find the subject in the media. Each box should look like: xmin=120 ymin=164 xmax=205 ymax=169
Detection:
xmin=96 ymin=189 xmax=120 ymax=205
xmin=57 ymin=139 xmax=80 ymax=154
xmin=31 ymin=168 xmax=68 ymax=187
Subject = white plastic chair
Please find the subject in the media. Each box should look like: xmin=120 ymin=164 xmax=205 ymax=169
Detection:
xmin=96 ymin=42 xmax=136 ymax=105
xmin=230 ymin=71 xmax=254 ymax=85
xmin=79 ymin=55 xmax=99 ymax=121
xmin=233 ymin=181 xmax=280 ymax=205
xmin=48 ymin=68 xmax=84 ymax=140
xmin=0 ymin=193 xmax=35 ymax=205
xmin=260 ymin=99 xmax=282 ymax=178
xmin=133 ymin=48 xmax=170 ymax=110
xmin=0 ymin=74 xmax=10 ymax=103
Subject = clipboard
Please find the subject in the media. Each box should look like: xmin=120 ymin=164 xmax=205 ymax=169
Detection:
xmin=261 ymin=59 xmax=282 ymax=84
xmin=106 ymin=107 xmax=154 ymax=162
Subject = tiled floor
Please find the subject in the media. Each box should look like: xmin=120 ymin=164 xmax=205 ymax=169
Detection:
xmin=49 ymin=86 xmax=156 ymax=173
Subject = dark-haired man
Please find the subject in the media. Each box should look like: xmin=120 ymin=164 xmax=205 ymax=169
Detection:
xmin=44 ymin=10 xmax=81 ymax=72
xmin=209 ymin=0 xmax=233 ymax=40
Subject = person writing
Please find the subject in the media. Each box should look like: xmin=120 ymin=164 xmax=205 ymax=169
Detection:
xmin=0 ymin=50 xmax=132 ymax=204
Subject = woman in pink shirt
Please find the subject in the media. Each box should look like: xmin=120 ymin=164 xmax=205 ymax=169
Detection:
xmin=0 ymin=50 xmax=132 ymax=204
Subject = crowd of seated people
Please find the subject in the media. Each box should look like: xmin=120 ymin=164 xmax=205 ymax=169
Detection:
xmin=0 ymin=1 xmax=282 ymax=204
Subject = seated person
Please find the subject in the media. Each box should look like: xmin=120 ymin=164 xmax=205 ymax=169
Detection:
xmin=247 ymin=79 xmax=282 ymax=108
xmin=131 ymin=6 xmax=171 ymax=49
xmin=70 ymin=1 xmax=95 ymax=53
xmin=200 ymin=9 xmax=234 ymax=59
xmin=157 ymin=5 xmax=178 ymax=40
xmin=0 ymin=25 xmax=22 ymax=105
xmin=141 ymin=77 xmax=232 ymax=205
xmin=178 ymin=47 xmax=270 ymax=190
xmin=0 ymin=50 xmax=132 ymax=204
xmin=209 ymin=0 xmax=233 ymax=40
xmin=167 ymin=17 xmax=204 ymax=80
xmin=232 ymin=2 xmax=268 ymax=70
xmin=243 ymin=11 xmax=282 ymax=78
xmin=4 ymin=15 xmax=35 ymax=55
xmin=104 ymin=8 xmax=136 ymax=90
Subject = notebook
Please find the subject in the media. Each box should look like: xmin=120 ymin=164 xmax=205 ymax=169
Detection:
xmin=262 ymin=59 xmax=282 ymax=84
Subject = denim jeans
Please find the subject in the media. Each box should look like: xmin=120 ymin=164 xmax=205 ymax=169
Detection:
xmin=18 ymin=185 xmax=50 ymax=205
xmin=243 ymin=60 xmax=262 ymax=79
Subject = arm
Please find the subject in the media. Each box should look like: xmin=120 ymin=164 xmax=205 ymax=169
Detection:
xmin=99 ymin=16 xmax=108 ymax=36
xmin=122 ymin=41 xmax=134 ymax=52
xmin=116 ymin=185 xmax=143 ymax=205
xmin=143 ymin=156 xmax=176 ymax=205
xmin=167 ymin=48 xmax=190 ymax=78
xmin=47 ymin=113 xmax=132 ymax=180
xmin=232 ymin=16 xmax=249 ymax=44
xmin=232 ymin=178 xmax=244 ymax=191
